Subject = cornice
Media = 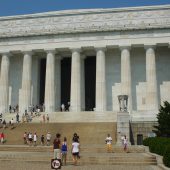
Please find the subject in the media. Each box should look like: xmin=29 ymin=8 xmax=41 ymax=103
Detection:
xmin=0 ymin=5 xmax=170 ymax=38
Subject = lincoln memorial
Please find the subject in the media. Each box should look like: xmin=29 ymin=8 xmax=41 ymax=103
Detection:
xmin=0 ymin=5 xmax=170 ymax=123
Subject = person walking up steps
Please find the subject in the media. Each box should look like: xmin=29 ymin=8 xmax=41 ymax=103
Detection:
xmin=71 ymin=137 xmax=80 ymax=165
xmin=33 ymin=132 xmax=38 ymax=146
xmin=53 ymin=133 xmax=61 ymax=159
xmin=61 ymin=137 xmax=68 ymax=165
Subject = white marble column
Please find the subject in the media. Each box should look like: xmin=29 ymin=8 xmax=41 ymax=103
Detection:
xmin=55 ymin=55 xmax=61 ymax=111
xmin=145 ymin=46 xmax=158 ymax=111
xmin=45 ymin=50 xmax=56 ymax=113
xmin=120 ymin=46 xmax=132 ymax=112
xmin=95 ymin=48 xmax=106 ymax=112
xmin=81 ymin=54 xmax=86 ymax=111
xmin=21 ymin=51 xmax=33 ymax=113
xmin=0 ymin=52 xmax=10 ymax=113
xmin=70 ymin=48 xmax=81 ymax=112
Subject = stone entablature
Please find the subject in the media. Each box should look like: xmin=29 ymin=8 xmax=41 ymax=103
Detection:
xmin=0 ymin=5 xmax=170 ymax=38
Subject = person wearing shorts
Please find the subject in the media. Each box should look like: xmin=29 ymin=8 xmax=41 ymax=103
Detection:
xmin=71 ymin=138 xmax=80 ymax=165
xmin=61 ymin=137 xmax=68 ymax=165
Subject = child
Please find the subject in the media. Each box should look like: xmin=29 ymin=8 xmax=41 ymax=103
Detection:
xmin=61 ymin=137 xmax=68 ymax=165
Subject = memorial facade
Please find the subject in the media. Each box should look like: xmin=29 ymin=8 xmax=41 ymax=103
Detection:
xmin=0 ymin=5 xmax=170 ymax=120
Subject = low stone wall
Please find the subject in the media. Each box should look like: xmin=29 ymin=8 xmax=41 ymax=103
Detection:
xmin=130 ymin=121 xmax=158 ymax=145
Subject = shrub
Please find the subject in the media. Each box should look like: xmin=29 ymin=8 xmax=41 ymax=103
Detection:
xmin=143 ymin=137 xmax=170 ymax=154
xmin=163 ymin=145 xmax=170 ymax=167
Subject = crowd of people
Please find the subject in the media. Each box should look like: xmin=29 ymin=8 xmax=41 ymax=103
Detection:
xmin=22 ymin=131 xmax=80 ymax=166
xmin=23 ymin=132 xmax=52 ymax=146
xmin=53 ymin=132 xmax=80 ymax=166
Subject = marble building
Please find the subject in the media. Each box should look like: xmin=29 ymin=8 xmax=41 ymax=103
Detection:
xmin=0 ymin=5 xmax=170 ymax=120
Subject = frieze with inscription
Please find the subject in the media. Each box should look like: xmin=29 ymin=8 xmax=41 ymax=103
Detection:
xmin=0 ymin=6 xmax=170 ymax=38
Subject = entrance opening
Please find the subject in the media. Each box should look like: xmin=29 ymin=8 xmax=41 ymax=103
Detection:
xmin=61 ymin=58 xmax=71 ymax=108
xmin=137 ymin=134 xmax=143 ymax=145
xmin=85 ymin=56 xmax=96 ymax=111
xmin=39 ymin=58 xmax=46 ymax=105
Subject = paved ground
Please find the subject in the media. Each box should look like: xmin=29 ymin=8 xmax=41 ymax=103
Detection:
xmin=0 ymin=160 xmax=161 ymax=170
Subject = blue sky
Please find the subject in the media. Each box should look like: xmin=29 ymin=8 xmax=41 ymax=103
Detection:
xmin=0 ymin=0 xmax=170 ymax=16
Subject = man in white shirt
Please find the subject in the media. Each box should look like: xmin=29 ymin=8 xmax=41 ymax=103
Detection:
xmin=105 ymin=134 xmax=112 ymax=153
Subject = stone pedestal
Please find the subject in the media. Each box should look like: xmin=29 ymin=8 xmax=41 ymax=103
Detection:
xmin=116 ymin=111 xmax=130 ymax=145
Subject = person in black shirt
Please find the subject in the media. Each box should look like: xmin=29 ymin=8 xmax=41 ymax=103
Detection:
xmin=53 ymin=133 xmax=61 ymax=159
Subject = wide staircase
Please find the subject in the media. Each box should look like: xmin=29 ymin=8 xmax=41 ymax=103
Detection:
xmin=0 ymin=122 xmax=160 ymax=169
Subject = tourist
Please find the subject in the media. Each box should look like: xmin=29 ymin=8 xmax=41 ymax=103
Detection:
xmin=43 ymin=114 xmax=45 ymax=123
xmin=61 ymin=137 xmax=68 ymax=165
xmin=46 ymin=132 xmax=51 ymax=146
xmin=0 ymin=132 xmax=5 ymax=144
xmin=71 ymin=137 xmax=80 ymax=165
xmin=9 ymin=105 xmax=12 ymax=113
xmin=41 ymin=135 xmax=45 ymax=146
xmin=2 ymin=119 xmax=6 ymax=129
xmin=10 ymin=118 xmax=14 ymax=129
xmin=123 ymin=135 xmax=128 ymax=152
xmin=23 ymin=132 xmax=27 ymax=144
xmin=46 ymin=114 xmax=49 ymax=123
xmin=61 ymin=104 xmax=65 ymax=112
xmin=33 ymin=132 xmax=38 ymax=146
xmin=53 ymin=133 xmax=61 ymax=159
xmin=72 ymin=133 xmax=80 ymax=158
xmin=28 ymin=132 xmax=33 ymax=146
xmin=0 ymin=113 xmax=2 ymax=122
xmin=16 ymin=113 xmax=19 ymax=123
xmin=105 ymin=134 xmax=112 ymax=153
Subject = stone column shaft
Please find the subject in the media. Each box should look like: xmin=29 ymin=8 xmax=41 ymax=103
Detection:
xmin=95 ymin=48 xmax=106 ymax=111
xmin=81 ymin=55 xmax=85 ymax=111
xmin=0 ymin=53 xmax=10 ymax=113
xmin=21 ymin=51 xmax=32 ymax=112
xmin=45 ymin=50 xmax=56 ymax=112
xmin=145 ymin=46 xmax=158 ymax=110
xmin=70 ymin=49 xmax=81 ymax=112
xmin=55 ymin=56 xmax=61 ymax=111
xmin=120 ymin=47 xmax=132 ymax=111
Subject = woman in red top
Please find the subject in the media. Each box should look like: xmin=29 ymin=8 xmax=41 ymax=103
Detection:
xmin=1 ymin=132 xmax=5 ymax=144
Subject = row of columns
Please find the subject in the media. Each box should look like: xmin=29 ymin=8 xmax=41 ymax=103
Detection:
xmin=0 ymin=46 xmax=158 ymax=113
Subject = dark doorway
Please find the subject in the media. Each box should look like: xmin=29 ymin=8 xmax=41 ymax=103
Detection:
xmin=137 ymin=134 xmax=143 ymax=145
xmin=39 ymin=58 xmax=46 ymax=105
xmin=85 ymin=56 xmax=96 ymax=111
xmin=61 ymin=58 xmax=71 ymax=107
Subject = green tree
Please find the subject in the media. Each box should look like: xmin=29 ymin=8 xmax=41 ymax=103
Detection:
xmin=153 ymin=101 xmax=170 ymax=137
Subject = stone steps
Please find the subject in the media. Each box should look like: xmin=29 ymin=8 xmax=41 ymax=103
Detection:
xmin=1 ymin=122 xmax=117 ymax=145
xmin=0 ymin=145 xmax=145 ymax=153
xmin=0 ymin=152 xmax=157 ymax=165
xmin=0 ymin=145 xmax=157 ymax=166
xmin=3 ymin=111 xmax=117 ymax=123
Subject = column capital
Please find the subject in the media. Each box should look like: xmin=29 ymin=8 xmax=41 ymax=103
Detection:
xmin=70 ymin=48 xmax=82 ymax=53
xmin=55 ymin=55 xmax=62 ymax=60
xmin=144 ymin=44 xmax=156 ymax=50
xmin=22 ymin=50 xmax=33 ymax=56
xmin=119 ymin=45 xmax=131 ymax=51
xmin=0 ymin=51 xmax=11 ymax=57
xmin=95 ymin=46 xmax=106 ymax=52
xmin=44 ymin=48 xmax=57 ymax=55
xmin=81 ymin=54 xmax=86 ymax=59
